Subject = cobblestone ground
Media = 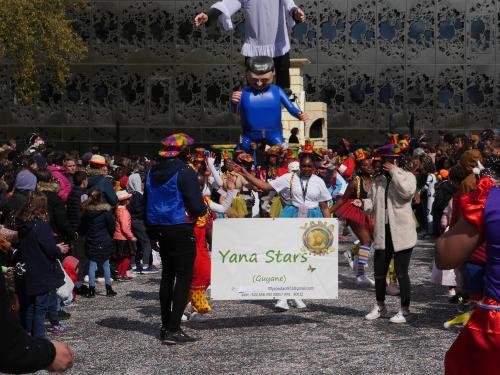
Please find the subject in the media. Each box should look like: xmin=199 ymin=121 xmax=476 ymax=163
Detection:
xmin=43 ymin=238 xmax=461 ymax=375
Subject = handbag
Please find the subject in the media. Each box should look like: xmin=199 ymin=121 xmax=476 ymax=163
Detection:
xmin=56 ymin=260 xmax=74 ymax=300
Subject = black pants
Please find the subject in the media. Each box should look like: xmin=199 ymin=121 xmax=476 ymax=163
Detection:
xmin=153 ymin=224 xmax=196 ymax=332
xmin=131 ymin=219 xmax=152 ymax=267
xmin=244 ymin=52 xmax=290 ymax=89
xmin=374 ymin=225 xmax=413 ymax=307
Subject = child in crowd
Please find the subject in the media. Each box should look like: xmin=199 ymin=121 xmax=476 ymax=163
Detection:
xmin=113 ymin=190 xmax=136 ymax=281
xmin=17 ymin=192 xmax=69 ymax=337
xmin=81 ymin=190 xmax=116 ymax=297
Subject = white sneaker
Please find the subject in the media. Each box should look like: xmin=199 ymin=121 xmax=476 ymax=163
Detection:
xmin=343 ymin=251 xmax=354 ymax=269
xmin=181 ymin=313 xmax=188 ymax=322
xmin=83 ymin=275 xmax=89 ymax=283
xmin=190 ymin=312 xmax=209 ymax=321
xmin=390 ymin=310 xmax=409 ymax=324
xmin=292 ymin=299 xmax=307 ymax=309
xmin=356 ymin=275 xmax=375 ymax=287
xmin=365 ymin=304 xmax=387 ymax=320
xmin=275 ymin=299 xmax=289 ymax=311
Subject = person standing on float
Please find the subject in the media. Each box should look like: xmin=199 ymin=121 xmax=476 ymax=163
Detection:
xmin=194 ymin=0 xmax=305 ymax=90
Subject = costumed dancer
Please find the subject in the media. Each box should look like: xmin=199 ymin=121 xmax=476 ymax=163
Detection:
xmin=330 ymin=149 xmax=375 ymax=286
xmin=436 ymin=154 xmax=500 ymax=375
xmin=230 ymin=56 xmax=309 ymax=150
xmin=194 ymin=0 xmax=305 ymax=89
xmin=189 ymin=168 xmax=238 ymax=320
xmin=258 ymin=145 xmax=282 ymax=217
xmin=222 ymin=152 xmax=255 ymax=218
xmin=336 ymin=139 xmax=356 ymax=181
xmin=232 ymin=149 xmax=331 ymax=311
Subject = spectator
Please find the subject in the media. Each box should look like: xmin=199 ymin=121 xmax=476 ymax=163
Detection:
xmin=288 ymin=127 xmax=299 ymax=144
xmin=86 ymin=155 xmax=118 ymax=206
xmin=36 ymin=169 xmax=76 ymax=244
xmin=17 ymin=192 xmax=69 ymax=337
xmin=47 ymin=152 xmax=72 ymax=202
xmin=0 ymin=272 xmax=74 ymax=373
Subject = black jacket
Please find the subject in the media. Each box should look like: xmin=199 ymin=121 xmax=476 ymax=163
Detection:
xmin=145 ymin=159 xmax=206 ymax=224
xmin=66 ymin=185 xmax=85 ymax=232
xmin=128 ymin=191 xmax=145 ymax=220
xmin=18 ymin=219 xmax=65 ymax=296
xmin=0 ymin=272 xmax=56 ymax=373
xmin=1 ymin=190 xmax=30 ymax=227
xmin=80 ymin=203 xmax=115 ymax=263
xmin=432 ymin=180 xmax=456 ymax=217
xmin=38 ymin=182 xmax=76 ymax=243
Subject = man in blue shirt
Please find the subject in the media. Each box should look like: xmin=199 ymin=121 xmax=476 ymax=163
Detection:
xmin=145 ymin=133 xmax=206 ymax=345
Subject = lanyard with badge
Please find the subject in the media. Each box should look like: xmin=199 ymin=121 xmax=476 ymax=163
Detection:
xmin=291 ymin=172 xmax=311 ymax=218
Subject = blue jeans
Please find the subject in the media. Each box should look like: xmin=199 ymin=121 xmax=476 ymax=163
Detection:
xmin=88 ymin=259 xmax=112 ymax=287
xmin=25 ymin=290 xmax=59 ymax=338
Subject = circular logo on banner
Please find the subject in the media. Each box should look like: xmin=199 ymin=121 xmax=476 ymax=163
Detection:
xmin=301 ymin=221 xmax=335 ymax=256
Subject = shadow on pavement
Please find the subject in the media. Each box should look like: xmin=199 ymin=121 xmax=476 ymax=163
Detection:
xmin=96 ymin=317 xmax=159 ymax=338
xmin=127 ymin=291 xmax=158 ymax=301
xmin=186 ymin=314 xmax=321 ymax=330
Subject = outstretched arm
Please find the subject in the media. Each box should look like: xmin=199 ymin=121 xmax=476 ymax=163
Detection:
xmin=435 ymin=216 xmax=482 ymax=270
xmin=279 ymin=88 xmax=309 ymax=122
xmin=199 ymin=0 xmax=242 ymax=31
xmin=231 ymin=162 xmax=274 ymax=192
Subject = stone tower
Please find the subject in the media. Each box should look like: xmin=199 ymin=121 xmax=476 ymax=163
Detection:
xmin=282 ymin=59 xmax=328 ymax=148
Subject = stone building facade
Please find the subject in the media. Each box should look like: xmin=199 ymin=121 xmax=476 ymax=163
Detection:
xmin=0 ymin=0 xmax=498 ymax=154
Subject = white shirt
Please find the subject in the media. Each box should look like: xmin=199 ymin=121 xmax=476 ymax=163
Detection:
xmin=211 ymin=0 xmax=297 ymax=57
xmin=270 ymin=172 xmax=331 ymax=208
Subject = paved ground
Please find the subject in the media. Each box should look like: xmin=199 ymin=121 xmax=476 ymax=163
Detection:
xmin=44 ymin=238 xmax=461 ymax=375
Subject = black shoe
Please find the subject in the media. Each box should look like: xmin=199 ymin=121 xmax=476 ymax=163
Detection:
xmin=161 ymin=329 xmax=198 ymax=345
xmin=87 ymin=286 xmax=96 ymax=298
xmin=74 ymin=284 xmax=89 ymax=296
xmin=106 ymin=285 xmax=117 ymax=297
xmin=59 ymin=310 xmax=71 ymax=320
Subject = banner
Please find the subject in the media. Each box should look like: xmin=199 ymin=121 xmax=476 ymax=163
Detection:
xmin=212 ymin=218 xmax=338 ymax=300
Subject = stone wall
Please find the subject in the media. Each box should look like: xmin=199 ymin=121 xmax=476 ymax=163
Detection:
xmin=0 ymin=0 xmax=498 ymax=153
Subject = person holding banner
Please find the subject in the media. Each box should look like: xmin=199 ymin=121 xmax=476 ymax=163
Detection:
xmin=231 ymin=152 xmax=331 ymax=311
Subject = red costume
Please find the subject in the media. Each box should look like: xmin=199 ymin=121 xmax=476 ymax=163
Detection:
xmin=189 ymin=197 xmax=214 ymax=314
xmin=444 ymin=178 xmax=500 ymax=375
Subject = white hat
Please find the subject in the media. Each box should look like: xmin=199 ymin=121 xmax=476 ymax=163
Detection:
xmin=89 ymin=154 xmax=107 ymax=166
xmin=288 ymin=161 xmax=300 ymax=173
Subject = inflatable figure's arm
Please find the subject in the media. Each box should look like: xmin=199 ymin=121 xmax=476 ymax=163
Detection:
xmin=230 ymin=90 xmax=242 ymax=114
xmin=279 ymin=88 xmax=301 ymax=118
xmin=210 ymin=0 xmax=242 ymax=31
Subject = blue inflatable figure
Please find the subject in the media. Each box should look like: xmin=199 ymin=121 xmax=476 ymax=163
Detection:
xmin=232 ymin=56 xmax=309 ymax=150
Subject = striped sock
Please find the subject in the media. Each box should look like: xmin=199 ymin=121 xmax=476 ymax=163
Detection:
xmin=357 ymin=245 xmax=370 ymax=266
xmin=356 ymin=263 xmax=365 ymax=277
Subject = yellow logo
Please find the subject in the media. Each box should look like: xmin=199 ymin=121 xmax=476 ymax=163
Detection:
xmin=301 ymin=221 xmax=336 ymax=256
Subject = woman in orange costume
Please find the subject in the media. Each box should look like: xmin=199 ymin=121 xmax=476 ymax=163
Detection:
xmin=189 ymin=166 xmax=237 ymax=319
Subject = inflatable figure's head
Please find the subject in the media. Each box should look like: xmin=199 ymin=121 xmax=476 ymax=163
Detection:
xmin=245 ymin=56 xmax=275 ymax=91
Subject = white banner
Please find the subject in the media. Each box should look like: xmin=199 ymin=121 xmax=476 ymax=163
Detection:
xmin=212 ymin=218 xmax=338 ymax=300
